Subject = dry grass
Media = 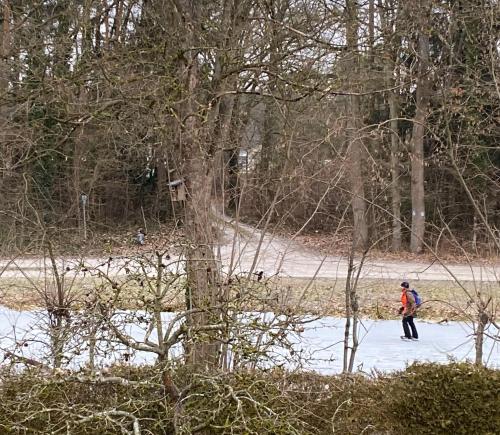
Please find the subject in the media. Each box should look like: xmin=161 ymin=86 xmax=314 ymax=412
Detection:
xmin=1 ymin=274 xmax=497 ymax=322
xmin=269 ymin=277 xmax=498 ymax=321
xmin=0 ymin=276 xmax=185 ymax=312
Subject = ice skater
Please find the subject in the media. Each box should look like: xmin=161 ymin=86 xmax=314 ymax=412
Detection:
xmin=399 ymin=281 xmax=419 ymax=340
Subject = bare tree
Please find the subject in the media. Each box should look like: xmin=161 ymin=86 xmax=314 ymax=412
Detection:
xmin=409 ymin=1 xmax=431 ymax=254
xmin=345 ymin=0 xmax=368 ymax=250
xmin=379 ymin=0 xmax=403 ymax=251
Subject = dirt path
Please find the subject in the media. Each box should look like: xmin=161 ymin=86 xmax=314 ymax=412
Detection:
xmin=1 ymin=216 xmax=499 ymax=283
xmin=216 ymin=215 xmax=500 ymax=283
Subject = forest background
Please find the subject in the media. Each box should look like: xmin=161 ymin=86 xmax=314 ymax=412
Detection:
xmin=0 ymin=0 xmax=498 ymax=259
xmin=0 ymin=1 xmax=499 ymax=433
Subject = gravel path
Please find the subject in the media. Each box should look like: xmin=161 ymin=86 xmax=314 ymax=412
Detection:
xmin=217 ymin=216 xmax=500 ymax=282
xmin=1 ymin=217 xmax=499 ymax=283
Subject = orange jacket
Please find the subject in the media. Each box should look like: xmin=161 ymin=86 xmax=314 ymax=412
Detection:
xmin=401 ymin=289 xmax=416 ymax=316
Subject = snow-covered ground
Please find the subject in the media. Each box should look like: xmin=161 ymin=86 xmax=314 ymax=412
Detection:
xmin=1 ymin=307 xmax=498 ymax=374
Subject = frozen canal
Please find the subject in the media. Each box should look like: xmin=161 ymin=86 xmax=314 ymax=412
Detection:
xmin=1 ymin=306 xmax=498 ymax=374
xmin=293 ymin=317 xmax=499 ymax=373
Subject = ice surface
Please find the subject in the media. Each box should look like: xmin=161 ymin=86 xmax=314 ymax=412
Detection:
xmin=290 ymin=317 xmax=499 ymax=374
xmin=1 ymin=306 xmax=498 ymax=374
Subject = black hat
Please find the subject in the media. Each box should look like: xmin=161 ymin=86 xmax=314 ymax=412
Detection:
xmin=401 ymin=281 xmax=409 ymax=288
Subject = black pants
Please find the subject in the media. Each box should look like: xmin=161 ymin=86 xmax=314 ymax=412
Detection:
xmin=402 ymin=315 xmax=418 ymax=339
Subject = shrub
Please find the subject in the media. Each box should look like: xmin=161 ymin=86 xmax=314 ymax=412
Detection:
xmin=0 ymin=363 xmax=497 ymax=434
xmin=383 ymin=363 xmax=500 ymax=435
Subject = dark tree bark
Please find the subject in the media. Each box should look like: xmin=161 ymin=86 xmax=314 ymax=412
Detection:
xmin=379 ymin=0 xmax=402 ymax=251
xmin=410 ymin=7 xmax=430 ymax=254
xmin=345 ymin=0 xmax=368 ymax=250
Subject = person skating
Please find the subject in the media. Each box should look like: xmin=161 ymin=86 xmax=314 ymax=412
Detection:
xmin=399 ymin=281 xmax=419 ymax=340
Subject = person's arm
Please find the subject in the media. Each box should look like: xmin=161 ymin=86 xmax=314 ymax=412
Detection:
xmin=398 ymin=292 xmax=405 ymax=314
xmin=406 ymin=292 xmax=416 ymax=315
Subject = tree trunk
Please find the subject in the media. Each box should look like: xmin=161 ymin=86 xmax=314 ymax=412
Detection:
xmin=204 ymin=0 xmax=246 ymax=212
xmin=378 ymin=0 xmax=403 ymax=251
xmin=410 ymin=7 xmax=430 ymax=253
xmin=343 ymin=250 xmax=362 ymax=373
xmin=0 ymin=1 xmax=10 ymax=91
xmin=475 ymin=311 xmax=487 ymax=366
xmin=155 ymin=150 xmax=168 ymax=221
xmin=389 ymin=81 xmax=402 ymax=251
xmin=213 ymin=85 xmax=237 ymax=209
xmin=258 ymin=2 xmax=287 ymax=180
xmin=0 ymin=0 xmax=12 ymax=237
xmin=170 ymin=0 xmax=250 ymax=370
xmin=0 ymin=2 xmax=11 ymax=130
xmin=345 ymin=0 xmax=368 ymax=250
xmin=170 ymin=0 xmax=225 ymax=370
xmin=182 ymin=61 xmax=221 ymax=368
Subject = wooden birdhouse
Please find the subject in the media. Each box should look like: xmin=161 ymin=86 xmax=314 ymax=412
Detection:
xmin=168 ymin=179 xmax=186 ymax=202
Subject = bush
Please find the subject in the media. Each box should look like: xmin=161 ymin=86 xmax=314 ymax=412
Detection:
xmin=383 ymin=363 xmax=500 ymax=435
xmin=0 ymin=363 xmax=497 ymax=434
xmin=0 ymin=365 xmax=173 ymax=434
